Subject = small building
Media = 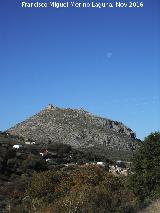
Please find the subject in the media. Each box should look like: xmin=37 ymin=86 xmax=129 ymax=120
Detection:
xmin=97 ymin=162 xmax=105 ymax=167
xmin=13 ymin=145 xmax=22 ymax=149
xmin=47 ymin=104 xmax=54 ymax=110
xmin=25 ymin=142 xmax=31 ymax=145
xmin=31 ymin=142 xmax=36 ymax=145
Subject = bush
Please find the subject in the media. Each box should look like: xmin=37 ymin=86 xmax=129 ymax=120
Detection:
xmin=21 ymin=155 xmax=46 ymax=172
xmin=26 ymin=165 xmax=136 ymax=212
xmin=47 ymin=143 xmax=71 ymax=154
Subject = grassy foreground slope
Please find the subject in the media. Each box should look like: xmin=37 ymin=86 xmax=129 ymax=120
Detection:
xmin=139 ymin=199 xmax=160 ymax=213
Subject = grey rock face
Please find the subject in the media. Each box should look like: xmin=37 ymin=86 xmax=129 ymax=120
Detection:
xmin=7 ymin=105 xmax=138 ymax=151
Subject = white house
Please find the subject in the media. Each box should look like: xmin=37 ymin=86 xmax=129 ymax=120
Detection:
xmin=96 ymin=162 xmax=105 ymax=167
xmin=25 ymin=142 xmax=31 ymax=145
xmin=13 ymin=145 xmax=22 ymax=149
xmin=45 ymin=158 xmax=52 ymax=162
xmin=31 ymin=142 xmax=36 ymax=145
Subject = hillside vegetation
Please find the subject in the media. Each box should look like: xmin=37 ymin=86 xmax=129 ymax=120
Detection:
xmin=1 ymin=107 xmax=160 ymax=212
xmin=0 ymin=131 xmax=159 ymax=212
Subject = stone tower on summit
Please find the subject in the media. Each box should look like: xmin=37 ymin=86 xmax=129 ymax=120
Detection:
xmin=47 ymin=104 xmax=54 ymax=110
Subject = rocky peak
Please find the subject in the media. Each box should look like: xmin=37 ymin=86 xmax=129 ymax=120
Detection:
xmin=7 ymin=105 xmax=139 ymax=151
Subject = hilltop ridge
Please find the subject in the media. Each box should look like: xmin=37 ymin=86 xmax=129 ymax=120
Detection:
xmin=7 ymin=104 xmax=139 ymax=151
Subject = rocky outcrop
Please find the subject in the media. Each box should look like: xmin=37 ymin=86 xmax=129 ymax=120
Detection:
xmin=7 ymin=104 xmax=139 ymax=151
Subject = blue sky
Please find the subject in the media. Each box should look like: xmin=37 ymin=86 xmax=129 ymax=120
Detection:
xmin=0 ymin=0 xmax=160 ymax=139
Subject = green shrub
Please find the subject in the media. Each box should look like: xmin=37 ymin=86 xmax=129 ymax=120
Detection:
xmin=129 ymin=131 xmax=160 ymax=200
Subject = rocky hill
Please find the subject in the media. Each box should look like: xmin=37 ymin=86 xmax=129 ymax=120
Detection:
xmin=7 ymin=104 xmax=139 ymax=151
